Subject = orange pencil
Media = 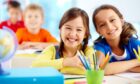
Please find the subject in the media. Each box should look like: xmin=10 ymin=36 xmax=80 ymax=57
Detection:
xmin=100 ymin=52 xmax=110 ymax=70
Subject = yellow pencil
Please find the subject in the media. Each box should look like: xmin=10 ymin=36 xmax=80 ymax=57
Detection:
xmin=133 ymin=47 xmax=140 ymax=61
xmin=138 ymin=45 xmax=140 ymax=56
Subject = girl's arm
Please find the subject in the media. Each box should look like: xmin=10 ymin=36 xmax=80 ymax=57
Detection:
xmin=32 ymin=45 xmax=64 ymax=69
xmin=105 ymin=59 xmax=140 ymax=75
xmin=97 ymin=51 xmax=140 ymax=75
xmin=32 ymin=45 xmax=84 ymax=70
xmin=32 ymin=58 xmax=64 ymax=69
xmin=128 ymin=66 xmax=140 ymax=73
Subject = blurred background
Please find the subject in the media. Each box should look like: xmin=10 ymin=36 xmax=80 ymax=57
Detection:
xmin=0 ymin=0 xmax=140 ymax=45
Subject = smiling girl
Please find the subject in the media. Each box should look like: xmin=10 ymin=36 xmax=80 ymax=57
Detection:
xmin=93 ymin=4 xmax=140 ymax=75
xmin=32 ymin=8 xmax=94 ymax=74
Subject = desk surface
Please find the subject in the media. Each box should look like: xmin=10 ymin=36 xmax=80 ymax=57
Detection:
xmin=65 ymin=75 xmax=140 ymax=84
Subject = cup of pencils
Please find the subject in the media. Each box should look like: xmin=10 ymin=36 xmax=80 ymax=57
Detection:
xmin=86 ymin=70 xmax=104 ymax=84
xmin=133 ymin=45 xmax=140 ymax=61
xmin=78 ymin=50 xmax=111 ymax=84
xmin=86 ymin=51 xmax=110 ymax=84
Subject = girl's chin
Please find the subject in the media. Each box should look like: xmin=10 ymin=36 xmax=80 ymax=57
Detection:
xmin=65 ymin=44 xmax=78 ymax=48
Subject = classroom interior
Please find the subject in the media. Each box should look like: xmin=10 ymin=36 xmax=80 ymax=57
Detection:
xmin=0 ymin=0 xmax=140 ymax=84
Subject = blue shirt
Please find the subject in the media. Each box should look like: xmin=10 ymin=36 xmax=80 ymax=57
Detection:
xmin=94 ymin=37 xmax=140 ymax=62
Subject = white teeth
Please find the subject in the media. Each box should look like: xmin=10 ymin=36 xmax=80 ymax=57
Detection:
xmin=68 ymin=38 xmax=76 ymax=42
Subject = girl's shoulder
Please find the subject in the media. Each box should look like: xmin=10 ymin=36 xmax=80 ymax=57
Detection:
xmin=94 ymin=38 xmax=111 ymax=55
xmin=94 ymin=38 xmax=107 ymax=44
xmin=127 ymin=36 xmax=140 ymax=49
xmin=129 ymin=37 xmax=140 ymax=44
xmin=85 ymin=46 xmax=94 ymax=51
xmin=94 ymin=38 xmax=109 ymax=49
xmin=42 ymin=45 xmax=56 ymax=54
xmin=42 ymin=45 xmax=60 ymax=59
xmin=84 ymin=46 xmax=94 ymax=54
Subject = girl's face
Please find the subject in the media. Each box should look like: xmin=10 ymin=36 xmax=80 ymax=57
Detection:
xmin=60 ymin=16 xmax=86 ymax=48
xmin=24 ymin=10 xmax=43 ymax=34
xmin=8 ymin=8 xmax=21 ymax=22
xmin=95 ymin=9 xmax=123 ymax=41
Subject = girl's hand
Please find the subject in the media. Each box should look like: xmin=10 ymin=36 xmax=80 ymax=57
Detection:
xmin=63 ymin=55 xmax=85 ymax=70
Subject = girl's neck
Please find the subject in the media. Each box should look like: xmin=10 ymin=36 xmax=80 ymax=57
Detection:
xmin=106 ymin=37 xmax=120 ymax=49
xmin=106 ymin=37 xmax=124 ymax=56
xmin=63 ymin=45 xmax=79 ymax=57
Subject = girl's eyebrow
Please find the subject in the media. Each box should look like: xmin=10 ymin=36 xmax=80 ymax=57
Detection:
xmin=65 ymin=25 xmax=83 ymax=29
xmin=65 ymin=25 xmax=72 ymax=27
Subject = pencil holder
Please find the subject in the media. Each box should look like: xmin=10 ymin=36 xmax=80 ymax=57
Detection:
xmin=86 ymin=70 xmax=104 ymax=84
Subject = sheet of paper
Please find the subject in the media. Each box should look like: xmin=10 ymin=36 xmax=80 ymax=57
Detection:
xmin=115 ymin=72 xmax=140 ymax=81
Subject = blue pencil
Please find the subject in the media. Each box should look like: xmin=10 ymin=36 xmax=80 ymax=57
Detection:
xmin=77 ymin=51 xmax=91 ymax=70
xmin=80 ymin=51 xmax=91 ymax=70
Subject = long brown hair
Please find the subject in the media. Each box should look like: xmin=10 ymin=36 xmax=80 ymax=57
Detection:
xmin=59 ymin=7 xmax=91 ymax=57
xmin=92 ymin=4 xmax=137 ymax=48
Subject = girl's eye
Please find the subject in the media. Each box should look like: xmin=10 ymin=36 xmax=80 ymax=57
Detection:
xmin=99 ymin=23 xmax=105 ymax=28
xmin=77 ymin=29 xmax=82 ymax=32
xmin=111 ymin=19 xmax=116 ymax=22
xmin=65 ymin=27 xmax=71 ymax=30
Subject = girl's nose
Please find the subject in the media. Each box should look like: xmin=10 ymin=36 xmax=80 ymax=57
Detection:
xmin=106 ymin=22 xmax=113 ymax=31
xmin=69 ymin=30 xmax=77 ymax=37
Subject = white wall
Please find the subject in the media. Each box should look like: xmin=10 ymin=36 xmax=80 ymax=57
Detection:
xmin=75 ymin=0 xmax=140 ymax=40
xmin=75 ymin=0 xmax=140 ymax=23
